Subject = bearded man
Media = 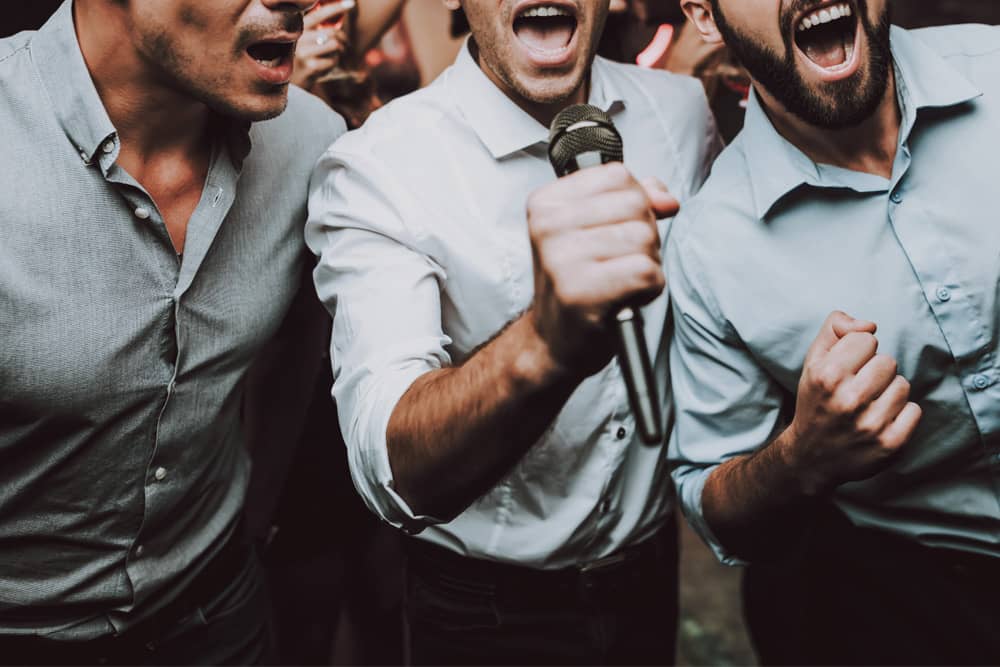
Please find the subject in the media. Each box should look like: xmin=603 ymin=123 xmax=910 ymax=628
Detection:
xmin=668 ymin=0 xmax=1000 ymax=663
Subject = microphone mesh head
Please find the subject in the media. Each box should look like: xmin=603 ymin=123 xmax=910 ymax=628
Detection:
xmin=547 ymin=104 xmax=623 ymax=176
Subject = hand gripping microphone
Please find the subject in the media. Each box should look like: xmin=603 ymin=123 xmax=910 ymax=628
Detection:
xmin=548 ymin=104 xmax=662 ymax=445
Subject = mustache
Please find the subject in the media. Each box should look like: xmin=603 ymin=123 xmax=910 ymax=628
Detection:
xmin=236 ymin=12 xmax=304 ymax=49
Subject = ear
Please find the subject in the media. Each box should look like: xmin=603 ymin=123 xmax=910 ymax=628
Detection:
xmin=442 ymin=0 xmax=460 ymax=10
xmin=681 ymin=0 xmax=725 ymax=45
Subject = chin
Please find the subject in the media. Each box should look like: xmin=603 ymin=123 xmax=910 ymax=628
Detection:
xmin=516 ymin=72 xmax=586 ymax=107
xmin=213 ymin=90 xmax=290 ymax=122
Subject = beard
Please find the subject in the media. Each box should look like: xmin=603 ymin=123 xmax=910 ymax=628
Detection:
xmin=713 ymin=0 xmax=892 ymax=129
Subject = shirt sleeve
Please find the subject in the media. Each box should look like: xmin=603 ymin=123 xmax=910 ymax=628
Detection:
xmin=306 ymin=146 xmax=451 ymax=534
xmin=666 ymin=214 xmax=787 ymax=566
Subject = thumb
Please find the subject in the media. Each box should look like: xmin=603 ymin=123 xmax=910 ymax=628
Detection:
xmin=808 ymin=310 xmax=877 ymax=358
xmin=640 ymin=177 xmax=681 ymax=220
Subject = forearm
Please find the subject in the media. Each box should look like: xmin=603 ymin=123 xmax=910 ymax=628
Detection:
xmin=354 ymin=0 xmax=406 ymax=55
xmin=701 ymin=428 xmax=817 ymax=561
xmin=387 ymin=313 xmax=578 ymax=520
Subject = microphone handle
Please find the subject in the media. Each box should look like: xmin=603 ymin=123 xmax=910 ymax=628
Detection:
xmin=564 ymin=152 xmax=661 ymax=444
xmin=614 ymin=307 xmax=662 ymax=444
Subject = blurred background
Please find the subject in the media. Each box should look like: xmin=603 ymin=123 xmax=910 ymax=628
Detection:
xmin=3 ymin=1 xmax=997 ymax=665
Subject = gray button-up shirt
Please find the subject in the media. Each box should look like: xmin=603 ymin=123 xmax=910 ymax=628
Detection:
xmin=667 ymin=25 xmax=1000 ymax=565
xmin=0 ymin=2 xmax=344 ymax=638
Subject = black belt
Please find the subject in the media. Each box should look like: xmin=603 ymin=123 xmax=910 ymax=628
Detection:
xmin=404 ymin=518 xmax=677 ymax=599
xmin=0 ymin=527 xmax=252 ymax=664
xmin=125 ymin=526 xmax=252 ymax=644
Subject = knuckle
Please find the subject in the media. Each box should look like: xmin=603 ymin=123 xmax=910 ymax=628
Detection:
xmin=605 ymin=162 xmax=630 ymax=184
xmin=636 ymin=257 xmax=664 ymax=285
xmin=830 ymin=389 xmax=860 ymax=416
xmin=853 ymin=415 xmax=881 ymax=440
xmin=877 ymin=433 xmax=902 ymax=455
xmin=875 ymin=354 xmax=898 ymax=375
xmin=813 ymin=366 xmax=842 ymax=395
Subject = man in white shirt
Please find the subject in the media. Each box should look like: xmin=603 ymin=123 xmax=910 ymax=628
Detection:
xmin=307 ymin=0 xmax=719 ymax=663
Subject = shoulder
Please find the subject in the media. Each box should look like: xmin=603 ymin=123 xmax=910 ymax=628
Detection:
xmin=328 ymin=81 xmax=457 ymax=159
xmin=599 ymin=57 xmax=708 ymax=112
xmin=252 ymin=86 xmax=347 ymax=155
xmin=0 ymin=31 xmax=32 ymax=67
xmin=669 ymin=136 xmax=755 ymax=249
xmin=907 ymin=23 xmax=1000 ymax=58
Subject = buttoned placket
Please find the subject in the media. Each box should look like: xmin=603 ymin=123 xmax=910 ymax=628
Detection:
xmin=885 ymin=123 xmax=1000 ymax=484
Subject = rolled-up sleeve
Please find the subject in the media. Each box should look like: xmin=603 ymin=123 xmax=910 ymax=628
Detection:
xmin=306 ymin=147 xmax=450 ymax=533
xmin=666 ymin=214 xmax=786 ymax=566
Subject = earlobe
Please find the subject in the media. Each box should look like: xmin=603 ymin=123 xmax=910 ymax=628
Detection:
xmin=442 ymin=0 xmax=461 ymax=11
xmin=681 ymin=0 xmax=726 ymax=45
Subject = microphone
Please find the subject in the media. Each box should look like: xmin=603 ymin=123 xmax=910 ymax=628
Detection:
xmin=547 ymin=104 xmax=662 ymax=445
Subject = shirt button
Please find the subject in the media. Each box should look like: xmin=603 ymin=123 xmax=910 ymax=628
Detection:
xmin=102 ymin=139 xmax=115 ymax=154
xmin=135 ymin=545 xmax=145 ymax=557
xmin=616 ymin=426 xmax=627 ymax=440
xmin=154 ymin=467 xmax=167 ymax=481
xmin=134 ymin=206 xmax=151 ymax=220
xmin=890 ymin=191 xmax=903 ymax=204
xmin=972 ymin=374 xmax=990 ymax=390
xmin=935 ymin=287 xmax=952 ymax=302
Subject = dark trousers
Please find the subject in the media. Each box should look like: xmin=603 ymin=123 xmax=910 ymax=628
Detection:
xmin=0 ymin=537 xmax=275 ymax=666
xmin=744 ymin=504 xmax=1000 ymax=666
xmin=404 ymin=520 xmax=679 ymax=666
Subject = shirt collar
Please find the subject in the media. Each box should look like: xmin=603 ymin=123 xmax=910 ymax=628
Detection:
xmin=742 ymin=25 xmax=982 ymax=220
xmin=31 ymin=0 xmax=117 ymax=165
xmin=31 ymin=1 xmax=253 ymax=169
xmin=449 ymin=38 xmax=626 ymax=160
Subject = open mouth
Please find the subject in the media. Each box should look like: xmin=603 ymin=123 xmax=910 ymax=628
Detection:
xmin=793 ymin=2 xmax=858 ymax=72
xmin=246 ymin=40 xmax=295 ymax=69
xmin=512 ymin=4 xmax=578 ymax=57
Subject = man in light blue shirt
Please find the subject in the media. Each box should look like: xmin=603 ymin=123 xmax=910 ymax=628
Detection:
xmin=669 ymin=0 xmax=1000 ymax=663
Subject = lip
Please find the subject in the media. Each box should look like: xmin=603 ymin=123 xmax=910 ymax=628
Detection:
xmin=791 ymin=0 xmax=863 ymax=84
xmin=510 ymin=0 xmax=580 ymax=69
xmin=244 ymin=34 xmax=300 ymax=85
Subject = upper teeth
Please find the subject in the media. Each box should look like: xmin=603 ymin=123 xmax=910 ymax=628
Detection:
xmin=520 ymin=5 xmax=572 ymax=18
xmin=797 ymin=3 xmax=852 ymax=32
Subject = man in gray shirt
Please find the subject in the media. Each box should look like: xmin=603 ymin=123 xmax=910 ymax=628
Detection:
xmin=0 ymin=0 xmax=344 ymax=662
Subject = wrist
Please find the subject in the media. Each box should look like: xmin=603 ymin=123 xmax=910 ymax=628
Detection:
xmin=507 ymin=314 xmax=576 ymax=391
xmin=774 ymin=423 xmax=827 ymax=499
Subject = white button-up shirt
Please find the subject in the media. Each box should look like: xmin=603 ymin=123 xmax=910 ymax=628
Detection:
xmin=306 ymin=42 xmax=720 ymax=568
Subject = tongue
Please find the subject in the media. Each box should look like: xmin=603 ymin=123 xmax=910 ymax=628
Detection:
xmin=515 ymin=20 xmax=573 ymax=52
xmin=803 ymin=34 xmax=847 ymax=70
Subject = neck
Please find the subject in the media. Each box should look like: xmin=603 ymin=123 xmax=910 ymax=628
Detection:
xmin=74 ymin=1 xmax=210 ymax=160
xmin=756 ymin=68 xmax=901 ymax=179
xmin=516 ymin=84 xmax=590 ymax=127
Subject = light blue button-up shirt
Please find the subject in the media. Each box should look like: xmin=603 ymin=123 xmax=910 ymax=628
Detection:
xmin=667 ymin=25 xmax=1000 ymax=565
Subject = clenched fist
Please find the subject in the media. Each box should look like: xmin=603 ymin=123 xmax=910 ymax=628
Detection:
xmin=780 ymin=311 xmax=923 ymax=496
xmin=525 ymin=162 xmax=679 ymax=379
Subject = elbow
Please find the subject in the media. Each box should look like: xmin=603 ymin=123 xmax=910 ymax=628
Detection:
xmin=387 ymin=452 xmax=467 ymax=524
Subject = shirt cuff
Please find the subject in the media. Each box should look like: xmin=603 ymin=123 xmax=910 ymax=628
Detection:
xmin=676 ymin=465 xmax=749 ymax=567
xmin=352 ymin=364 xmax=450 ymax=534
